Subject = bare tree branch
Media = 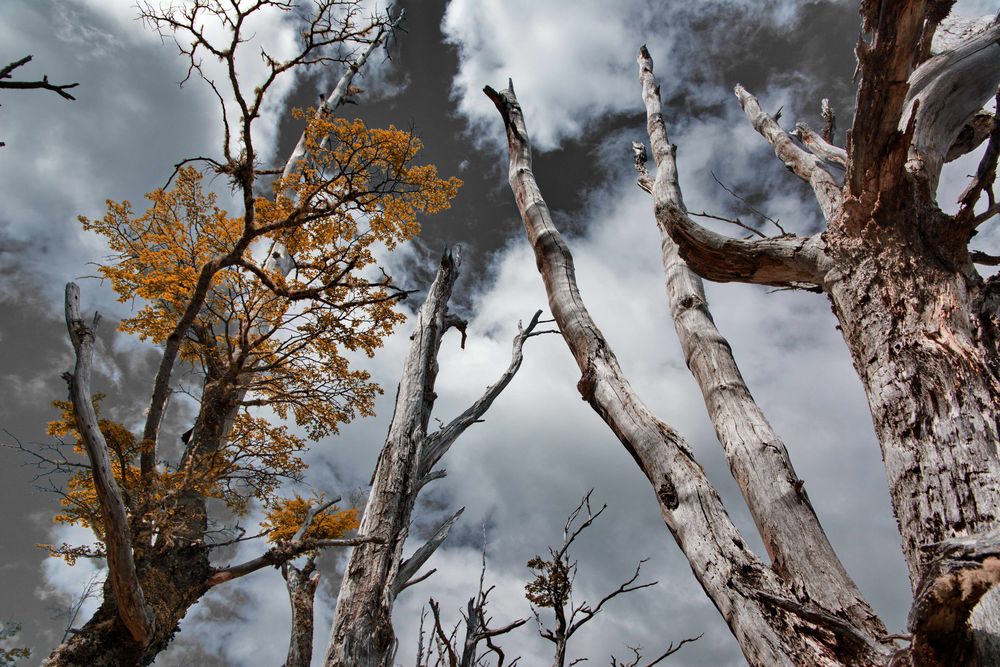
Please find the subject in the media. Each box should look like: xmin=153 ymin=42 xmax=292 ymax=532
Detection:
xmin=0 ymin=55 xmax=78 ymax=100
xmin=635 ymin=51 xmax=829 ymax=289
xmin=420 ymin=309 xmax=558 ymax=475
xmin=207 ymin=534 xmax=381 ymax=587
xmin=734 ymin=84 xmax=842 ymax=221
xmin=902 ymin=17 xmax=1000 ymax=191
xmin=394 ymin=508 xmax=465 ymax=596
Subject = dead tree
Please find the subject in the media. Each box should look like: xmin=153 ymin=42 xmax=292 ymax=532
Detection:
xmin=419 ymin=531 xmax=526 ymax=667
xmin=324 ymin=250 xmax=554 ymax=667
xmin=525 ymin=492 xmax=696 ymax=667
xmin=486 ymin=5 xmax=1000 ymax=666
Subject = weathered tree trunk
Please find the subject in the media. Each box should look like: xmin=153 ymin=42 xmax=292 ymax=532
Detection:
xmin=636 ymin=49 xmax=886 ymax=639
xmin=485 ymin=82 xmax=893 ymax=666
xmin=325 ymin=252 xmax=461 ymax=667
xmin=623 ymin=6 xmax=1000 ymax=666
xmin=282 ymin=557 xmax=320 ymax=667
xmin=325 ymin=252 xmax=547 ymax=666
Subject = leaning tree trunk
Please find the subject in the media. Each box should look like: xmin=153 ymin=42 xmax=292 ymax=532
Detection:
xmin=486 ymin=82 xmax=894 ymax=667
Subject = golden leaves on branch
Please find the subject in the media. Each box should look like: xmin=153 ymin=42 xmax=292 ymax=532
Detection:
xmin=261 ymin=495 xmax=359 ymax=544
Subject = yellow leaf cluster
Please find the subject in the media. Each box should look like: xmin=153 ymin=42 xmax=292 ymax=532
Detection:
xmin=261 ymin=495 xmax=359 ymax=544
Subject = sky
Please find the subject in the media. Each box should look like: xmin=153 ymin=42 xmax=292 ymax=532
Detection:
xmin=0 ymin=1 xmax=997 ymax=665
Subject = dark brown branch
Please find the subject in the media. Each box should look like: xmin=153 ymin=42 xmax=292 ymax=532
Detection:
xmin=611 ymin=634 xmax=703 ymax=667
xmin=207 ymin=534 xmax=381 ymax=586
xmin=971 ymin=250 xmax=1000 ymax=266
xmin=906 ymin=529 xmax=1000 ymax=665
xmin=0 ymin=55 xmax=78 ymax=100
xmin=710 ymin=172 xmax=788 ymax=235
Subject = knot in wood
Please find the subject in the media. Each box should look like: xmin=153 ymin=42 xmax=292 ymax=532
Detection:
xmin=658 ymin=475 xmax=679 ymax=510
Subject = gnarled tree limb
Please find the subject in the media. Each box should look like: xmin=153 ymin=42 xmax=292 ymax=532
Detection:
xmin=419 ymin=309 xmax=556 ymax=475
xmin=734 ymin=83 xmax=842 ymax=220
xmin=64 ymin=283 xmax=155 ymax=645
xmin=902 ymin=16 xmax=1000 ymax=192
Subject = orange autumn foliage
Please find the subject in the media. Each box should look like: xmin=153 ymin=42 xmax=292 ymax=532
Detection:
xmin=261 ymin=495 xmax=359 ymax=544
xmin=49 ymin=111 xmax=458 ymax=560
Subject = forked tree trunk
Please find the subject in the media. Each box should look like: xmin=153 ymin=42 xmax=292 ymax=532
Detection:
xmin=325 ymin=253 xmax=462 ymax=666
xmin=325 ymin=252 xmax=547 ymax=666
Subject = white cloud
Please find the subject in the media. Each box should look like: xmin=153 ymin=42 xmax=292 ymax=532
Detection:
xmin=442 ymin=0 xmax=828 ymax=151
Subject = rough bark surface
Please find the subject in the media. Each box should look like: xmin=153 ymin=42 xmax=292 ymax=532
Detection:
xmin=325 ymin=252 xmax=460 ymax=667
xmin=623 ymin=5 xmax=1000 ymax=666
xmin=282 ymin=557 xmax=320 ymax=667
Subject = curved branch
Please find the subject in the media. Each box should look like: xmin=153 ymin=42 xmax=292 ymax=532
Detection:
xmin=64 ymin=284 xmax=154 ymax=645
xmin=902 ymin=16 xmax=1000 ymax=191
xmin=636 ymin=76 xmax=828 ymax=286
xmin=945 ymin=110 xmax=995 ymax=163
xmin=419 ymin=309 xmax=556 ymax=475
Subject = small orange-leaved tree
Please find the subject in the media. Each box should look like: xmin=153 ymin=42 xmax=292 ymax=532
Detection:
xmin=45 ymin=106 xmax=458 ymax=666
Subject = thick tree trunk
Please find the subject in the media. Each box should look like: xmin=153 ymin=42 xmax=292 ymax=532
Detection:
xmin=825 ymin=206 xmax=1000 ymax=581
xmin=43 ymin=544 xmax=212 ymax=667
